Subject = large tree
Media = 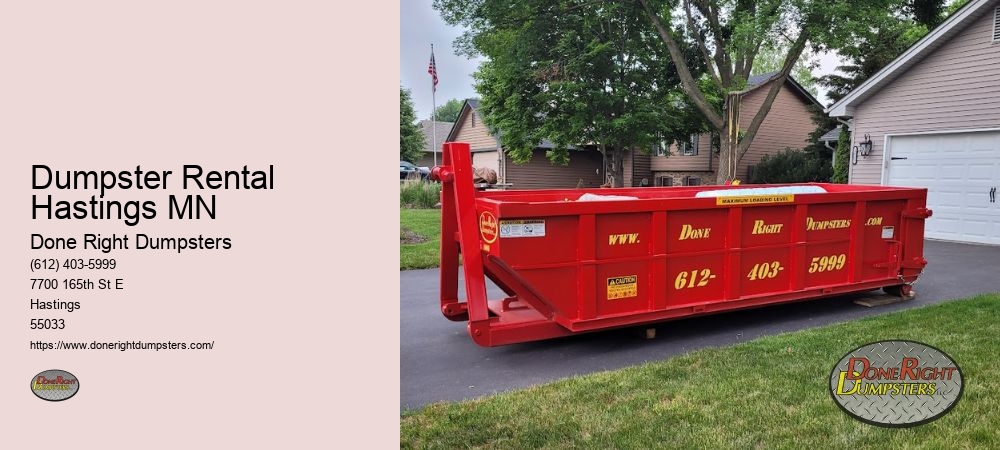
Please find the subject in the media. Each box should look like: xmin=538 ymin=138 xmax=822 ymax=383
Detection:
xmin=638 ymin=0 xmax=894 ymax=183
xmin=752 ymin=44 xmax=819 ymax=97
xmin=435 ymin=0 xmax=709 ymax=186
xmin=432 ymin=99 xmax=464 ymax=123
xmin=819 ymin=0 xmax=947 ymax=103
xmin=400 ymin=87 xmax=425 ymax=163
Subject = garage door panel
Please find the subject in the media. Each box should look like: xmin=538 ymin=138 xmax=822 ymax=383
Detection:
xmin=887 ymin=131 xmax=1000 ymax=245
xmin=962 ymin=221 xmax=989 ymax=238
xmin=930 ymin=190 xmax=964 ymax=205
xmin=937 ymin=164 xmax=966 ymax=180
xmin=968 ymin=166 xmax=994 ymax=181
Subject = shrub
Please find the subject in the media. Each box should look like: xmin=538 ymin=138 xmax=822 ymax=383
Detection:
xmin=400 ymin=181 xmax=442 ymax=208
xmin=749 ymin=148 xmax=831 ymax=184
xmin=832 ymin=125 xmax=850 ymax=183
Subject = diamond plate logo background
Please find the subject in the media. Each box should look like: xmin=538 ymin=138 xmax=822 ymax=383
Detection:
xmin=829 ymin=340 xmax=962 ymax=427
xmin=31 ymin=369 xmax=80 ymax=401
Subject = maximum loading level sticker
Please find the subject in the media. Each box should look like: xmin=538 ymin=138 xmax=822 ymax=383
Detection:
xmin=716 ymin=194 xmax=795 ymax=206
xmin=500 ymin=219 xmax=546 ymax=238
xmin=607 ymin=275 xmax=638 ymax=300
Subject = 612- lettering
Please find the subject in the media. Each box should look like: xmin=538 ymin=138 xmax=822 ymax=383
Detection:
xmin=809 ymin=254 xmax=846 ymax=273
xmin=674 ymin=269 xmax=715 ymax=290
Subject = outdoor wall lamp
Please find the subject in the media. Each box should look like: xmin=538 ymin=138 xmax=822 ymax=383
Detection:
xmin=851 ymin=134 xmax=873 ymax=165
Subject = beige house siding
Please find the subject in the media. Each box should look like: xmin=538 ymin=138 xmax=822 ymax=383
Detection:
xmin=472 ymin=151 xmax=501 ymax=174
xmin=649 ymin=80 xmax=815 ymax=183
xmin=650 ymin=134 xmax=713 ymax=172
xmin=505 ymin=149 xmax=604 ymax=189
xmin=450 ymin=108 xmax=498 ymax=153
xmin=850 ymin=7 xmax=1000 ymax=184
xmin=738 ymin=82 xmax=816 ymax=179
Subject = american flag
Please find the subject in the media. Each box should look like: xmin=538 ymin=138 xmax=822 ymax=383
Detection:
xmin=428 ymin=49 xmax=438 ymax=92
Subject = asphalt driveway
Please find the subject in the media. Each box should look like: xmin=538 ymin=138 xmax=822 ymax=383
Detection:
xmin=400 ymin=240 xmax=999 ymax=410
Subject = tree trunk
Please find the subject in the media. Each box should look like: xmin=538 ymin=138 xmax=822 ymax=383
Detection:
xmin=716 ymin=92 xmax=743 ymax=184
xmin=716 ymin=130 xmax=735 ymax=184
xmin=608 ymin=145 xmax=626 ymax=187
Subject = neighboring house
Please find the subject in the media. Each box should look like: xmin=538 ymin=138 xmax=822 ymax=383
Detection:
xmin=623 ymin=72 xmax=822 ymax=187
xmin=826 ymin=0 xmax=1000 ymax=245
xmin=444 ymin=99 xmax=605 ymax=189
xmin=415 ymin=119 xmax=454 ymax=168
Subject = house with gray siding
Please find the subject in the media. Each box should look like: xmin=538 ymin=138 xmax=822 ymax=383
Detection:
xmin=826 ymin=0 xmax=1000 ymax=245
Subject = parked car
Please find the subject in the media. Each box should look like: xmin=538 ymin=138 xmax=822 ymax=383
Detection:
xmin=400 ymin=161 xmax=430 ymax=181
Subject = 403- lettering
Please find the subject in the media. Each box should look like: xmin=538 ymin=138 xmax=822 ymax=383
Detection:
xmin=747 ymin=261 xmax=783 ymax=280
xmin=673 ymin=269 xmax=716 ymax=290
xmin=809 ymin=254 xmax=847 ymax=273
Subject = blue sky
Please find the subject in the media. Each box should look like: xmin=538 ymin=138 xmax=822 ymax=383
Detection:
xmin=400 ymin=1 xmax=842 ymax=121
xmin=399 ymin=0 xmax=481 ymax=121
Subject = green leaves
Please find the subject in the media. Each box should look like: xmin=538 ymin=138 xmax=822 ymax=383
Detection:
xmin=400 ymin=87 xmax=425 ymax=163
xmin=435 ymin=0 xmax=708 ymax=181
xmin=818 ymin=0 xmax=945 ymax=103
xmin=432 ymin=99 xmax=464 ymax=123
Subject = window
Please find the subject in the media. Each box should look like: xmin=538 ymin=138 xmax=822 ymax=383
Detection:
xmin=679 ymin=134 xmax=699 ymax=156
xmin=658 ymin=176 xmax=673 ymax=187
xmin=683 ymin=176 xmax=701 ymax=186
xmin=652 ymin=138 xmax=668 ymax=156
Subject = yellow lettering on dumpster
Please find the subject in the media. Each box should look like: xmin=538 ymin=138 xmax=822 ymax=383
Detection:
xmin=806 ymin=217 xmax=851 ymax=231
xmin=751 ymin=220 xmax=784 ymax=235
xmin=607 ymin=275 xmax=638 ymax=300
xmin=678 ymin=224 xmax=711 ymax=240
xmin=715 ymin=194 xmax=794 ymax=206
xmin=608 ymin=233 xmax=640 ymax=245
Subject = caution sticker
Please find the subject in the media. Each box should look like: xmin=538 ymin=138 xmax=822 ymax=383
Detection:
xmin=716 ymin=194 xmax=795 ymax=206
xmin=607 ymin=275 xmax=638 ymax=300
xmin=881 ymin=226 xmax=895 ymax=239
xmin=499 ymin=219 xmax=546 ymax=238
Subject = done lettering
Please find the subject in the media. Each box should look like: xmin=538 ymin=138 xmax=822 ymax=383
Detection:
xmin=679 ymin=224 xmax=711 ymax=240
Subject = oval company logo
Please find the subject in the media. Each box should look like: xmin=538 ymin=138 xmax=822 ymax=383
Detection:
xmin=829 ymin=340 xmax=962 ymax=427
xmin=31 ymin=369 xmax=80 ymax=402
xmin=479 ymin=211 xmax=498 ymax=244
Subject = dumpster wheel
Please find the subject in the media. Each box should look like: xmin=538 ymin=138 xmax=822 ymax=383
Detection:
xmin=882 ymin=284 xmax=915 ymax=299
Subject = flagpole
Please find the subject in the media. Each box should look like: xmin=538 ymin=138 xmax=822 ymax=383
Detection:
xmin=431 ymin=44 xmax=438 ymax=167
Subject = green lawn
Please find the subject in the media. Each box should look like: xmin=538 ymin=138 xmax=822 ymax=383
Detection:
xmin=401 ymin=293 xmax=1000 ymax=449
xmin=400 ymin=208 xmax=441 ymax=270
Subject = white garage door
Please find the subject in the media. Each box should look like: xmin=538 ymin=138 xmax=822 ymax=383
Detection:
xmin=886 ymin=131 xmax=1000 ymax=245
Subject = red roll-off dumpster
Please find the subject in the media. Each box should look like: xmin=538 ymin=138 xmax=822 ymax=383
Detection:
xmin=432 ymin=142 xmax=932 ymax=347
